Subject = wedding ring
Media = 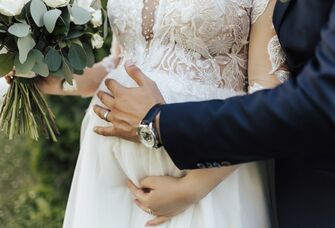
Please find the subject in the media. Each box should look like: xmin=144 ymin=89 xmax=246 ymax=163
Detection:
xmin=103 ymin=110 xmax=111 ymax=122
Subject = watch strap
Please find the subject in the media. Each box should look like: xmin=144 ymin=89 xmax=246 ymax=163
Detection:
xmin=142 ymin=103 xmax=163 ymax=125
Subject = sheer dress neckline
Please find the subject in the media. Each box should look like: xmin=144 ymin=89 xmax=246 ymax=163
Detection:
xmin=141 ymin=0 xmax=160 ymax=46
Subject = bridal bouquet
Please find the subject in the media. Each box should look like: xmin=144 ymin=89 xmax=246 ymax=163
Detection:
xmin=0 ymin=0 xmax=109 ymax=141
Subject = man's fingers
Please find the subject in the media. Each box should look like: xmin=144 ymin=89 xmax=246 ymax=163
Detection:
xmin=105 ymin=78 xmax=125 ymax=95
xmin=127 ymin=180 xmax=147 ymax=202
xmin=94 ymin=126 xmax=116 ymax=137
xmin=93 ymin=105 xmax=111 ymax=122
xmin=146 ymin=216 xmax=170 ymax=226
xmin=97 ymin=91 xmax=115 ymax=108
xmin=124 ymin=62 xmax=151 ymax=87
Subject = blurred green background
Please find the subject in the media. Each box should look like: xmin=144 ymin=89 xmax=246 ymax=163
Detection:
xmin=0 ymin=28 xmax=112 ymax=227
xmin=0 ymin=96 xmax=89 ymax=228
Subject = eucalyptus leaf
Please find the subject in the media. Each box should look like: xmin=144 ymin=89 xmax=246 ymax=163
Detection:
xmin=68 ymin=43 xmax=87 ymax=71
xmin=82 ymin=42 xmax=95 ymax=68
xmin=45 ymin=48 xmax=62 ymax=72
xmin=66 ymin=30 xmax=84 ymax=40
xmin=71 ymin=5 xmax=92 ymax=25
xmin=54 ymin=8 xmax=70 ymax=35
xmin=62 ymin=57 xmax=73 ymax=84
xmin=30 ymin=0 xmax=48 ymax=27
xmin=14 ymin=53 xmax=36 ymax=75
xmin=8 ymin=23 xmax=30 ymax=38
xmin=17 ymin=35 xmax=36 ymax=63
xmin=0 ymin=53 xmax=14 ymax=76
xmin=31 ymin=49 xmax=49 ymax=77
xmin=43 ymin=9 xmax=62 ymax=33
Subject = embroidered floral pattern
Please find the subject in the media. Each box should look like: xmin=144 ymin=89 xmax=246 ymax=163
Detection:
xmin=107 ymin=0 xmax=286 ymax=92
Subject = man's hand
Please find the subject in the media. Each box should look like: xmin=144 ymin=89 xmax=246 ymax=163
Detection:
xmin=128 ymin=176 xmax=196 ymax=226
xmin=94 ymin=62 xmax=165 ymax=142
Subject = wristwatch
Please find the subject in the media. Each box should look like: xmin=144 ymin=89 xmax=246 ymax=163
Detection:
xmin=137 ymin=103 xmax=163 ymax=149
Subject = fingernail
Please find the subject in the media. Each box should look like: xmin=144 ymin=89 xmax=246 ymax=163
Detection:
xmin=93 ymin=127 xmax=98 ymax=132
xmin=97 ymin=91 xmax=103 ymax=98
xmin=125 ymin=59 xmax=136 ymax=67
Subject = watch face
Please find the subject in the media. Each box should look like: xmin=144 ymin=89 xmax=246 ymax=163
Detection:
xmin=138 ymin=125 xmax=156 ymax=148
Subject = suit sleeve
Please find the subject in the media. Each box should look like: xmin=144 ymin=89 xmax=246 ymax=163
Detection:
xmin=159 ymin=5 xmax=335 ymax=170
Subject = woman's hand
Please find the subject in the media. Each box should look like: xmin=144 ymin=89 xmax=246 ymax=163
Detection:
xmin=128 ymin=166 xmax=238 ymax=226
xmin=4 ymin=69 xmax=63 ymax=94
xmin=128 ymin=176 xmax=196 ymax=226
xmin=4 ymin=70 xmax=15 ymax=84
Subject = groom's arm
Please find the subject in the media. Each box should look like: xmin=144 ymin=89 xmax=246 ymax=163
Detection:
xmin=159 ymin=5 xmax=335 ymax=170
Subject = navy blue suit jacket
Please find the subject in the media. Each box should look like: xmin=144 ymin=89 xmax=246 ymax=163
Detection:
xmin=160 ymin=1 xmax=335 ymax=227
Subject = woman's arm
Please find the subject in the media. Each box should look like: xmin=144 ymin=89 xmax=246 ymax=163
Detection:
xmin=38 ymin=38 xmax=122 ymax=97
xmin=128 ymin=166 xmax=239 ymax=226
xmin=248 ymin=0 xmax=287 ymax=91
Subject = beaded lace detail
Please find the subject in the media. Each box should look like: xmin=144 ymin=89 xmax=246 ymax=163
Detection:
xmin=107 ymin=0 xmax=288 ymax=93
xmin=268 ymin=35 xmax=290 ymax=83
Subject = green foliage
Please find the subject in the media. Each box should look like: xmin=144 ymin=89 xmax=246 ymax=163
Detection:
xmin=68 ymin=43 xmax=88 ymax=71
xmin=31 ymin=49 xmax=49 ymax=77
xmin=44 ymin=48 xmax=62 ymax=72
xmin=0 ymin=0 xmax=108 ymax=81
xmin=8 ymin=23 xmax=30 ymax=38
xmin=0 ymin=52 xmax=15 ymax=76
xmin=0 ymin=96 xmax=90 ymax=227
xmin=0 ymin=26 xmax=112 ymax=227
xmin=17 ymin=35 xmax=36 ymax=63
xmin=43 ymin=9 xmax=62 ymax=33
xmin=31 ymin=0 xmax=48 ymax=27
xmin=14 ymin=52 xmax=35 ymax=75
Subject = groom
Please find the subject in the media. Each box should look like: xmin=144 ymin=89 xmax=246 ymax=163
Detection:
xmin=94 ymin=0 xmax=335 ymax=227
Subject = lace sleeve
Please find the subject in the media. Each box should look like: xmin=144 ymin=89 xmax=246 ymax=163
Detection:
xmin=248 ymin=0 xmax=290 ymax=93
xmin=251 ymin=0 xmax=270 ymax=24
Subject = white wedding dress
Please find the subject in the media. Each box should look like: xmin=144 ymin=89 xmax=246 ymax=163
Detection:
xmin=64 ymin=0 xmax=289 ymax=227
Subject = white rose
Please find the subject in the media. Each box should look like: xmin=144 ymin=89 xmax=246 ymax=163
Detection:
xmin=43 ymin=0 xmax=70 ymax=8
xmin=0 ymin=0 xmax=29 ymax=16
xmin=75 ymin=0 xmax=94 ymax=11
xmin=91 ymin=33 xmax=104 ymax=49
xmin=91 ymin=9 xmax=102 ymax=28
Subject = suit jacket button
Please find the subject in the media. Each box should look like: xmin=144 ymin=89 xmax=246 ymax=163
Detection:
xmin=212 ymin=162 xmax=222 ymax=168
xmin=197 ymin=163 xmax=206 ymax=169
xmin=221 ymin=161 xmax=232 ymax=166
xmin=206 ymin=162 xmax=213 ymax=168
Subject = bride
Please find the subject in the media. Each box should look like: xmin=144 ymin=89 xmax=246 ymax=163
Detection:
xmin=31 ymin=0 xmax=288 ymax=227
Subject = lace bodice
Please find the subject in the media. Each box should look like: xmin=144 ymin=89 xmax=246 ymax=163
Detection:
xmin=107 ymin=0 xmax=289 ymax=93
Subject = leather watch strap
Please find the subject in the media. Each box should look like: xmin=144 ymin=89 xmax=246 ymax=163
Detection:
xmin=141 ymin=103 xmax=163 ymax=125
